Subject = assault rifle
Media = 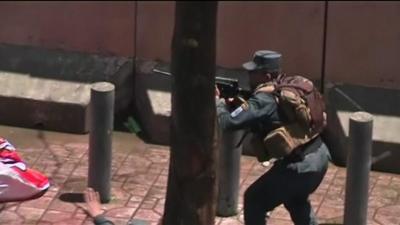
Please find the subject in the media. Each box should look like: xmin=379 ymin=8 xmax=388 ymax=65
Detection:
xmin=152 ymin=68 xmax=251 ymax=99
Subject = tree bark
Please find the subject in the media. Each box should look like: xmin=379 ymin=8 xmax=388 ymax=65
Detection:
xmin=162 ymin=2 xmax=218 ymax=225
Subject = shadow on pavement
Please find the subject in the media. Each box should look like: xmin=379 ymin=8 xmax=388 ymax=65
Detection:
xmin=59 ymin=192 xmax=84 ymax=203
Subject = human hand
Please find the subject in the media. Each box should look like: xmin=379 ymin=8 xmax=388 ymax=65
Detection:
xmin=226 ymin=98 xmax=235 ymax=103
xmin=215 ymin=85 xmax=220 ymax=99
xmin=83 ymin=188 xmax=104 ymax=218
xmin=256 ymin=84 xmax=275 ymax=93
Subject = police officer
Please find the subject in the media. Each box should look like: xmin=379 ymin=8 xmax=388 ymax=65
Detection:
xmin=215 ymin=50 xmax=331 ymax=225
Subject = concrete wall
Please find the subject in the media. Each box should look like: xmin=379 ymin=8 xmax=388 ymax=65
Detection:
xmin=1 ymin=1 xmax=400 ymax=87
xmin=135 ymin=2 xmax=174 ymax=62
xmin=136 ymin=1 xmax=325 ymax=80
xmin=0 ymin=2 xmax=135 ymax=57
xmin=319 ymin=2 xmax=400 ymax=174
xmin=217 ymin=2 xmax=325 ymax=80
xmin=325 ymin=1 xmax=400 ymax=89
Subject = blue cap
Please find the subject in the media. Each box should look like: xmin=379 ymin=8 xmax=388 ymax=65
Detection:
xmin=242 ymin=50 xmax=282 ymax=72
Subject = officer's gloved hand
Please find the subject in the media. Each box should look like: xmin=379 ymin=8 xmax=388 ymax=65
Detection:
xmin=227 ymin=97 xmax=246 ymax=110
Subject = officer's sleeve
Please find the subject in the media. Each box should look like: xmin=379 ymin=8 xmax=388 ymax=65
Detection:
xmin=93 ymin=215 xmax=115 ymax=225
xmin=216 ymin=92 xmax=278 ymax=130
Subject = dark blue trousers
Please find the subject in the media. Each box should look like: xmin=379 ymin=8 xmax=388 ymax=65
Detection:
xmin=244 ymin=158 xmax=328 ymax=225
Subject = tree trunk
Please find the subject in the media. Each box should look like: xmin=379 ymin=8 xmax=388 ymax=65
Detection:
xmin=162 ymin=2 xmax=218 ymax=225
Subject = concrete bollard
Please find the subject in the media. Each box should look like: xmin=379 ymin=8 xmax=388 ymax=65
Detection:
xmin=344 ymin=111 xmax=373 ymax=225
xmin=88 ymin=82 xmax=115 ymax=203
xmin=217 ymin=129 xmax=244 ymax=217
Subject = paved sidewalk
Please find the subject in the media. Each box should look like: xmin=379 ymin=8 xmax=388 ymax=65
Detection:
xmin=0 ymin=125 xmax=399 ymax=225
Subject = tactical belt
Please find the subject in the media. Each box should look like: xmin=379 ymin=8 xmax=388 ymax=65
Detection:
xmin=301 ymin=136 xmax=322 ymax=155
xmin=285 ymin=136 xmax=322 ymax=162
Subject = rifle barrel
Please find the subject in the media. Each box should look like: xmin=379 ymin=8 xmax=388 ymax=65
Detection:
xmin=153 ymin=68 xmax=251 ymax=98
xmin=153 ymin=68 xmax=172 ymax=76
xmin=153 ymin=69 xmax=233 ymax=80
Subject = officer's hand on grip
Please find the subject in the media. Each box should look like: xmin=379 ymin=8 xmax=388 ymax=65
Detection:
xmin=216 ymin=85 xmax=236 ymax=103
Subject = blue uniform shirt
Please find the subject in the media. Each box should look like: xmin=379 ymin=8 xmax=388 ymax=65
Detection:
xmin=216 ymin=91 xmax=331 ymax=173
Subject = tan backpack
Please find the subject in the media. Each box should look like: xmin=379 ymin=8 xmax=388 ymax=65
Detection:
xmin=255 ymin=74 xmax=326 ymax=160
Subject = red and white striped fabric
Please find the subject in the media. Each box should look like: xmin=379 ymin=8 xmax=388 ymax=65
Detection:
xmin=0 ymin=138 xmax=49 ymax=203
